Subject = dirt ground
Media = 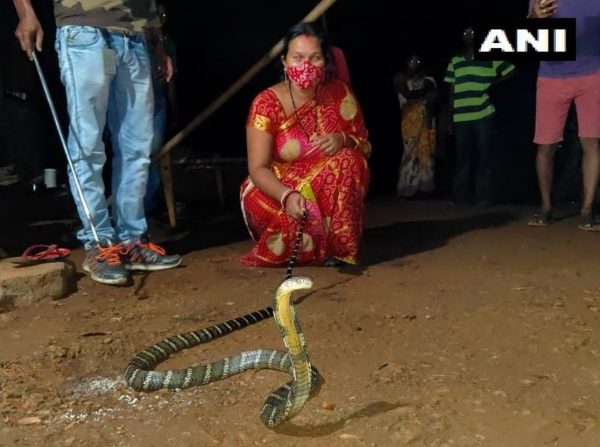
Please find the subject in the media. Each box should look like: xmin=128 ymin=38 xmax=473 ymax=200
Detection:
xmin=1 ymin=198 xmax=599 ymax=447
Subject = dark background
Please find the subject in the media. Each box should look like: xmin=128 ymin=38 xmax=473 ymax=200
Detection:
xmin=1 ymin=0 xmax=580 ymax=209
xmin=162 ymin=0 xmax=538 ymax=199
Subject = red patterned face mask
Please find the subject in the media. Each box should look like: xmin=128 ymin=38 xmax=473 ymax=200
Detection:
xmin=286 ymin=61 xmax=325 ymax=89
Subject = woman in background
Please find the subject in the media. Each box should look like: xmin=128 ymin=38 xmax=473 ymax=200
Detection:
xmin=394 ymin=54 xmax=438 ymax=198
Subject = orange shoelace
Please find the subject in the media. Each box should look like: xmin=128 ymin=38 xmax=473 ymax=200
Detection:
xmin=94 ymin=244 xmax=127 ymax=265
xmin=138 ymin=241 xmax=166 ymax=255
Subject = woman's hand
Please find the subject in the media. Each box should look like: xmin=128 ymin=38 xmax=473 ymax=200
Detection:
xmin=311 ymin=132 xmax=345 ymax=157
xmin=284 ymin=191 xmax=306 ymax=220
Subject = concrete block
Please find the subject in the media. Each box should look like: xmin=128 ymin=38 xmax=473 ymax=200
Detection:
xmin=0 ymin=260 xmax=76 ymax=311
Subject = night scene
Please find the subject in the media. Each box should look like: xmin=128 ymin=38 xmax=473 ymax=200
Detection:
xmin=0 ymin=0 xmax=599 ymax=445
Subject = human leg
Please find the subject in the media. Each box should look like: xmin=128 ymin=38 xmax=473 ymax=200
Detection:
xmin=55 ymin=25 xmax=116 ymax=248
xmin=574 ymin=72 xmax=600 ymax=225
xmin=106 ymin=32 xmax=180 ymax=270
xmin=55 ymin=26 xmax=128 ymax=284
xmin=528 ymin=76 xmax=573 ymax=225
xmin=452 ymin=121 xmax=475 ymax=203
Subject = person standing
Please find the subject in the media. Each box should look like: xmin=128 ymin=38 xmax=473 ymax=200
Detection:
xmin=444 ymin=27 xmax=515 ymax=205
xmin=394 ymin=54 xmax=439 ymax=198
xmin=14 ymin=0 xmax=182 ymax=285
xmin=527 ymin=0 xmax=600 ymax=230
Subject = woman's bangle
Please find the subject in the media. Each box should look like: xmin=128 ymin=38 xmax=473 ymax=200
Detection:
xmin=341 ymin=131 xmax=361 ymax=150
xmin=348 ymin=134 xmax=361 ymax=150
xmin=280 ymin=189 xmax=298 ymax=209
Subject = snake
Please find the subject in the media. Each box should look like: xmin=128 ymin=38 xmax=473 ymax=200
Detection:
xmin=124 ymin=212 xmax=322 ymax=427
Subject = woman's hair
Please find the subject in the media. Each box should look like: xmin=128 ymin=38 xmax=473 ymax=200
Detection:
xmin=279 ymin=22 xmax=333 ymax=80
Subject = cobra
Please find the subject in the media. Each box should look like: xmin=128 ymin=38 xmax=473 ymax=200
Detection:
xmin=124 ymin=275 xmax=321 ymax=428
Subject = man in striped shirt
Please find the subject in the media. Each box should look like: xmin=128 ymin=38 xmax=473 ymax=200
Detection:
xmin=444 ymin=27 xmax=515 ymax=204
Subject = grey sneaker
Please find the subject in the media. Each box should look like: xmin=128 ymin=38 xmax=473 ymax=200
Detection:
xmin=82 ymin=241 xmax=129 ymax=285
xmin=123 ymin=235 xmax=182 ymax=271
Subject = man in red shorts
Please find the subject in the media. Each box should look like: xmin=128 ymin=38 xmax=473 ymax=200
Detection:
xmin=527 ymin=0 xmax=600 ymax=230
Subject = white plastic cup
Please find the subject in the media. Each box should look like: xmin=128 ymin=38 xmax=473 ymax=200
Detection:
xmin=44 ymin=168 xmax=57 ymax=189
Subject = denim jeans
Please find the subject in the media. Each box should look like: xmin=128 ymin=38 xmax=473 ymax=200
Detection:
xmin=55 ymin=26 xmax=154 ymax=249
xmin=144 ymin=78 xmax=167 ymax=214
xmin=453 ymin=116 xmax=495 ymax=203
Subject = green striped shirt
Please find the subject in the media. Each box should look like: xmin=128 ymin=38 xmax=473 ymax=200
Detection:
xmin=444 ymin=57 xmax=515 ymax=123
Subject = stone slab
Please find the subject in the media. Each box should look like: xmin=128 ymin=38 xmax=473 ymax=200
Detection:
xmin=0 ymin=260 xmax=76 ymax=311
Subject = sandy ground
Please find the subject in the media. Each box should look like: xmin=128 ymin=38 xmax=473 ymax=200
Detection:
xmin=1 ymin=198 xmax=599 ymax=447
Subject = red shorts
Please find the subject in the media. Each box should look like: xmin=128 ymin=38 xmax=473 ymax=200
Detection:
xmin=534 ymin=71 xmax=600 ymax=145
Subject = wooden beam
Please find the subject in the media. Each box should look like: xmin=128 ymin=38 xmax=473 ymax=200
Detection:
xmin=152 ymin=0 xmax=339 ymax=164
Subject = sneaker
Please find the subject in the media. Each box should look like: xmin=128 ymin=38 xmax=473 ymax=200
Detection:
xmin=82 ymin=241 xmax=129 ymax=285
xmin=123 ymin=235 xmax=182 ymax=271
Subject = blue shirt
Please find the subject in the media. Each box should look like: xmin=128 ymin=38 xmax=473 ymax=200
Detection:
xmin=529 ymin=0 xmax=600 ymax=78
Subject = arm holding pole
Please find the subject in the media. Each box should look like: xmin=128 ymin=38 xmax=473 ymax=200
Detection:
xmin=13 ymin=0 xmax=44 ymax=60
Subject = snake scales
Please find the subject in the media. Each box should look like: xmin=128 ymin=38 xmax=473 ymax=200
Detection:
xmin=124 ymin=212 xmax=322 ymax=427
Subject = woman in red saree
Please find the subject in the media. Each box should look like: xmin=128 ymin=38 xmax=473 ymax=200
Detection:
xmin=240 ymin=23 xmax=371 ymax=268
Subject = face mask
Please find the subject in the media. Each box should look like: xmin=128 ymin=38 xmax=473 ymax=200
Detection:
xmin=286 ymin=60 xmax=325 ymax=89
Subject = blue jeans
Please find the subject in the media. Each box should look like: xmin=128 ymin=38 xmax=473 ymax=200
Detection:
xmin=145 ymin=79 xmax=167 ymax=214
xmin=55 ymin=26 xmax=154 ymax=249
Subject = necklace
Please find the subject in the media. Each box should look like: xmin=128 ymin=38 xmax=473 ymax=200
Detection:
xmin=287 ymin=81 xmax=320 ymax=139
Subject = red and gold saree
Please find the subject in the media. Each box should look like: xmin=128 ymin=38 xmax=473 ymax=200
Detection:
xmin=240 ymin=80 xmax=371 ymax=267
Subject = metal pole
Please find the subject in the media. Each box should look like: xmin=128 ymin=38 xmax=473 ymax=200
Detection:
xmin=31 ymin=52 xmax=100 ymax=244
